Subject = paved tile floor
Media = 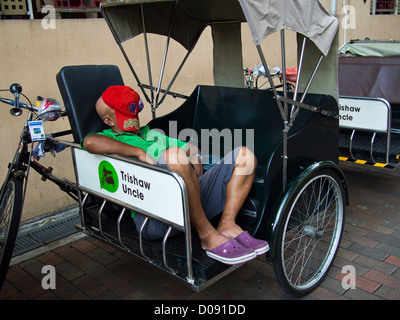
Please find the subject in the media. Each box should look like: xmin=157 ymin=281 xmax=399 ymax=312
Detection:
xmin=1 ymin=163 xmax=400 ymax=301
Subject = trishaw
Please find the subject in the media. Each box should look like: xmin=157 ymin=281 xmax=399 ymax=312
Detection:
xmin=0 ymin=0 xmax=348 ymax=297
xmin=338 ymin=39 xmax=400 ymax=168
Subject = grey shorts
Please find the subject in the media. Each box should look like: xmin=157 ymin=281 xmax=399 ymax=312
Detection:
xmin=133 ymin=147 xmax=240 ymax=240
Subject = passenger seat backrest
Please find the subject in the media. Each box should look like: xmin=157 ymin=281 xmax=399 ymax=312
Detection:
xmin=56 ymin=65 xmax=124 ymax=143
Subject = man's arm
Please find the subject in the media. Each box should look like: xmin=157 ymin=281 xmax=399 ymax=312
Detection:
xmin=185 ymin=142 xmax=203 ymax=177
xmin=82 ymin=134 xmax=155 ymax=164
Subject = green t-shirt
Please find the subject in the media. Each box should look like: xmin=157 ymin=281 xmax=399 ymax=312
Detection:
xmin=82 ymin=125 xmax=187 ymax=161
xmin=82 ymin=126 xmax=187 ymax=221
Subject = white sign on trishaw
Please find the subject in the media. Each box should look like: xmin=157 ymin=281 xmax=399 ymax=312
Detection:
xmin=338 ymin=96 xmax=391 ymax=133
xmin=73 ymin=148 xmax=186 ymax=228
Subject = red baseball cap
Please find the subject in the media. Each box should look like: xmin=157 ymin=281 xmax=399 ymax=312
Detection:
xmin=102 ymin=85 xmax=143 ymax=132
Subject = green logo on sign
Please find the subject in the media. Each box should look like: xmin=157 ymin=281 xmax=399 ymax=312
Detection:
xmin=98 ymin=161 xmax=119 ymax=193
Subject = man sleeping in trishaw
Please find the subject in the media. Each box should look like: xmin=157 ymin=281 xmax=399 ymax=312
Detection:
xmin=82 ymin=85 xmax=269 ymax=265
xmin=51 ymin=0 xmax=349 ymax=297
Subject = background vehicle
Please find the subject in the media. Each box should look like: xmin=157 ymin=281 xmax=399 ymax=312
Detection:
xmin=338 ymin=39 xmax=400 ymax=168
xmin=243 ymin=65 xmax=297 ymax=91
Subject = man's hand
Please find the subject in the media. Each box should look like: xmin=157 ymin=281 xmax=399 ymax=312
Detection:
xmin=136 ymin=149 xmax=156 ymax=165
xmin=186 ymin=143 xmax=203 ymax=177
xmin=190 ymin=154 xmax=203 ymax=177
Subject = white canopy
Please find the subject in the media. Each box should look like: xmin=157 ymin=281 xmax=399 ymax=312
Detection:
xmin=239 ymin=0 xmax=339 ymax=56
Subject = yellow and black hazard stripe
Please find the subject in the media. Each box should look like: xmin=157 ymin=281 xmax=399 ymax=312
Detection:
xmin=339 ymin=156 xmax=396 ymax=169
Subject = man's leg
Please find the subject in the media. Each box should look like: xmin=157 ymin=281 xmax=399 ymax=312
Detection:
xmin=164 ymin=147 xmax=229 ymax=250
xmin=162 ymin=146 xmax=266 ymax=262
xmin=217 ymin=147 xmax=257 ymax=239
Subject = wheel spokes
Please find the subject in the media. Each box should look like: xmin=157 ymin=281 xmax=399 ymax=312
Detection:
xmin=282 ymin=175 xmax=343 ymax=289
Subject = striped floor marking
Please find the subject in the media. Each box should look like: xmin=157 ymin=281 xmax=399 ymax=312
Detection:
xmin=339 ymin=156 xmax=395 ymax=169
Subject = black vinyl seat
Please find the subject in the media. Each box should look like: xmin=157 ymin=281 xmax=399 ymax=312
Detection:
xmin=56 ymin=65 xmax=124 ymax=143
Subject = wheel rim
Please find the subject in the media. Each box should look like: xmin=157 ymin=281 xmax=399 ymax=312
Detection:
xmin=0 ymin=181 xmax=16 ymax=260
xmin=280 ymin=174 xmax=344 ymax=292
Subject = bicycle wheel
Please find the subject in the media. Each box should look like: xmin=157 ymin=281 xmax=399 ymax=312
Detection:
xmin=0 ymin=175 xmax=24 ymax=289
xmin=273 ymin=169 xmax=345 ymax=297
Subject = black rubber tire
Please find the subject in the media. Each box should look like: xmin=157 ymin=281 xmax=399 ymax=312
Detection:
xmin=273 ymin=169 xmax=345 ymax=297
xmin=0 ymin=176 xmax=24 ymax=289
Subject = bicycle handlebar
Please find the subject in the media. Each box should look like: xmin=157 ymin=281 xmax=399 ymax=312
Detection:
xmin=0 ymin=94 xmax=69 ymax=120
xmin=0 ymin=96 xmax=37 ymax=111
xmin=0 ymin=83 xmax=39 ymax=114
xmin=243 ymin=65 xmax=282 ymax=78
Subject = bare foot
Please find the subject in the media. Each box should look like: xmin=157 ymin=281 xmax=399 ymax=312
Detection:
xmin=217 ymin=219 xmax=244 ymax=240
xmin=199 ymin=229 xmax=230 ymax=251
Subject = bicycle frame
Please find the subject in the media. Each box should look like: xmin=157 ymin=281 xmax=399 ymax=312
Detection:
xmin=0 ymin=98 xmax=78 ymax=215
xmin=0 ymin=90 xmax=80 ymax=289
xmin=0 ymin=109 xmax=34 ymax=205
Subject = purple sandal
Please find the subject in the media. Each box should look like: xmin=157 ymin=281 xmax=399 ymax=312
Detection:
xmin=235 ymin=231 xmax=269 ymax=255
xmin=206 ymin=238 xmax=256 ymax=265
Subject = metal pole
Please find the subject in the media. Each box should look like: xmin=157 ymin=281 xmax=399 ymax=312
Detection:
xmin=141 ymin=4 xmax=155 ymax=118
xmin=300 ymin=54 xmax=324 ymax=103
xmin=343 ymin=0 xmax=347 ymax=44
xmin=290 ymin=53 xmax=324 ymax=125
xmin=291 ymin=36 xmax=306 ymax=119
xmin=280 ymin=30 xmax=289 ymax=192
xmin=117 ymin=43 xmax=152 ymax=104
xmin=155 ymin=3 xmax=177 ymax=108
xmin=256 ymin=45 xmax=286 ymax=121
xmin=282 ymin=124 xmax=289 ymax=192
xmin=281 ymin=30 xmax=288 ymax=116
xmin=256 ymin=44 xmax=288 ymax=191
xmin=158 ymin=48 xmax=192 ymax=107
xmin=101 ymin=6 xmax=152 ymax=106
xmin=330 ymin=0 xmax=337 ymax=15
xmin=27 ymin=0 xmax=34 ymax=19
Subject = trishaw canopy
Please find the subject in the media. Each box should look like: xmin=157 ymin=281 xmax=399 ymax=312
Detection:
xmin=101 ymin=0 xmax=247 ymax=50
xmin=240 ymin=0 xmax=339 ymax=56
xmin=101 ymin=0 xmax=338 ymax=56
xmin=101 ymin=0 xmax=339 ymax=106
xmin=339 ymin=40 xmax=400 ymax=57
